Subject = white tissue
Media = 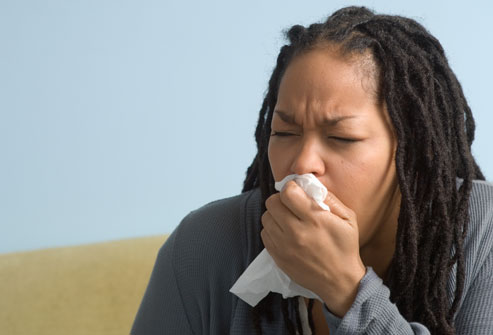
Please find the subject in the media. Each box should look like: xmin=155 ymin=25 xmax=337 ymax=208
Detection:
xmin=275 ymin=174 xmax=330 ymax=211
xmin=230 ymin=173 xmax=330 ymax=307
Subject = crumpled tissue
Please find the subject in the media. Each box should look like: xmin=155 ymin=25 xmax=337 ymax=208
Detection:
xmin=229 ymin=173 xmax=330 ymax=307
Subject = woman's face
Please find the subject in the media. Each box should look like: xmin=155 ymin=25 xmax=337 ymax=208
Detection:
xmin=268 ymin=46 xmax=400 ymax=250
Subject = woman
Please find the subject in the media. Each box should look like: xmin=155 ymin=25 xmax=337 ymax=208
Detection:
xmin=131 ymin=6 xmax=493 ymax=334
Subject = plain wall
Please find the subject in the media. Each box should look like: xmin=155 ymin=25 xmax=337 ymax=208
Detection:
xmin=1 ymin=0 xmax=492 ymax=253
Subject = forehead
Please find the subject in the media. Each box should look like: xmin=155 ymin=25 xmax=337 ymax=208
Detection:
xmin=274 ymin=46 xmax=380 ymax=124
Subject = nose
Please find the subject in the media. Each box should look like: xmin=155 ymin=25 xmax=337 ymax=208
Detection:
xmin=289 ymin=136 xmax=325 ymax=177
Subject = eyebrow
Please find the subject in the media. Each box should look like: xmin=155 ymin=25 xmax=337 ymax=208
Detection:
xmin=273 ymin=110 xmax=358 ymax=126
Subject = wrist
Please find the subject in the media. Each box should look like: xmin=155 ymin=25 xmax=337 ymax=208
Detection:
xmin=322 ymin=265 xmax=366 ymax=317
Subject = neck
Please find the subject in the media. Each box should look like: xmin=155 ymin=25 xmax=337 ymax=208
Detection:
xmin=360 ymin=185 xmax=401 ymax=279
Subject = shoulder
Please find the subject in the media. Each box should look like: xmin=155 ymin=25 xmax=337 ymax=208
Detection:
xmin=144 ymin=189 xmax=262 ymax=333
xmin=468 ymin=179 xmax=493 ymax=213
xmin=465 ymin=180 xmax=493 ymax=250
xmin=131 ymin=189 xmax=262 ymax=334
xmin=168 ymin=188 xmax=263 ymax=284
xmin=449 ymin=180 xmax=493 ymax=330
xmin=174 ymin=188 xmax=262 ymax=257
xmin=462 ymin=180 xmax=493 ymax=284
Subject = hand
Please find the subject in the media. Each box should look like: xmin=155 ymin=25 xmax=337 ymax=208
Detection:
xmin=260 ymin=180 xmax=366 ymax=317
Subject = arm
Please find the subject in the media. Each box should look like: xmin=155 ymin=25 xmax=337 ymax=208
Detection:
xmin=131 ymin=192 xmax=247 ymax=335
xmin=131 ymin=230 xmax=194 ymax=335
xmin=322 ymin=267 xmax=430 ymax=334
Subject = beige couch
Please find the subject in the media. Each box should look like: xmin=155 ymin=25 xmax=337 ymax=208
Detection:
xmin=0 ymin=235 xmax=167 ymax=335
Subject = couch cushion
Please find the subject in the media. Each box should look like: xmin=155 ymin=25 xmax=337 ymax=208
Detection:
xmin=0 ymin=235 xmax=167 ymax=335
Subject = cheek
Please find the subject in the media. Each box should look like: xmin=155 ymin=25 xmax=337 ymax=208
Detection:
xmin=268 ymin=140 xmax=297 ymax=181
xmin=340 ymin=146 xmax=397 ymax=241
xmin=331 ymin=144 xmax=395 ymax=215
xmin=267 ymin=141 xmax=283 ymax=181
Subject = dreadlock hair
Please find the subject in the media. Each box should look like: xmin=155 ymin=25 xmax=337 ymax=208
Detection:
xmin=242 ymin=6 xmax=485 ymax=335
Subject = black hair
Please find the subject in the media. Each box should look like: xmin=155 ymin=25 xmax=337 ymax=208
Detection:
xmin=242 ymin=6 xmax=484 ymax=335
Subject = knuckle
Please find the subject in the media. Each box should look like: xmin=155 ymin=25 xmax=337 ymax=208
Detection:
xmin=285 ymin=180 xmax=297 ymax=190
xmin=261 ymin=211 xmax=269 ymax=224
xmin=295 ymin=230 xmax=308 ymax=248
xmin=347 ymin=208 xmax=357 ymax=221
xmin=282 ymin=182 xmax=300 ymax=201
xmin=325 ymin=190 xmax=337 ymax=203
xmin=284 ymin=181 xmax=298 ymax=195
xmin=260 ymin=229 xmax=268 ymax=244
xmin=266 ymin=193 xmax=280 ymax=209
xmin=279 ymin=187 xmax=289 ymax=202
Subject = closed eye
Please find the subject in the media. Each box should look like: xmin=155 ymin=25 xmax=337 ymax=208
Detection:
xmin=271 ymin=132 xmax=359 ymax=142
xmin=329 ymin=137 xmax=359 ymax=143
xmin=270 ymin=131 xmax=298 ymax=137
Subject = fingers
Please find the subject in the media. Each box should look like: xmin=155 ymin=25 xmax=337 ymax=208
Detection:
xmin=260 ymin=228 xmax=276 ymax=250
xmin=265 ymin=191 xmax=300 ymax=226
xmin=261 ymin=210 xmax=284 ymax=233
xmin=277 ymin=181 xmax=318 ymax=222
xmin=323 ymin=190 xmax=355 ymax=223
xmin=260 ymin=209 xmax=284 ymax=250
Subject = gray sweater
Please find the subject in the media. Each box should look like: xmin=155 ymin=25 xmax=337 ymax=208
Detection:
xmin=131 ymin=180 xmax=493 ymax=334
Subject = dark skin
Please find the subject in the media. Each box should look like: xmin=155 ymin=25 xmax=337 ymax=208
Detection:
xmin=261 ymin=45 xmax=400 ymax=330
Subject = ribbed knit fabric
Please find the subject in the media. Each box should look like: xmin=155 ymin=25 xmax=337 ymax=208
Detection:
xmin=131 ymin=180 xmax=493 ymax=334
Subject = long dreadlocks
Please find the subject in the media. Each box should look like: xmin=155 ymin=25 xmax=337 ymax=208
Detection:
xmin=242 ymin=6 xmax=484 ymax=335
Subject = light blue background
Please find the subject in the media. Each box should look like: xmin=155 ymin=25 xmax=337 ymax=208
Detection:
xmin=1 ymin=0 xmax=492 ymax=253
